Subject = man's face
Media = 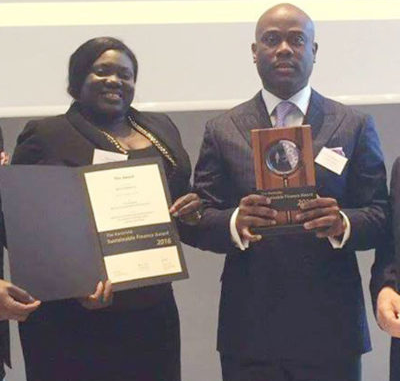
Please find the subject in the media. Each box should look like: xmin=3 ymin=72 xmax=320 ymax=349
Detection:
xmin=252 ymin=6 xmax=318 ymax=99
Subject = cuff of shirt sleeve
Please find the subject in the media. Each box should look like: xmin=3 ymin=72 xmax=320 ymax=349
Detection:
xmin=230 ymin=208 xmax=249 ymax=251
xmin=328 ymin=210 xmax=351 ymax=249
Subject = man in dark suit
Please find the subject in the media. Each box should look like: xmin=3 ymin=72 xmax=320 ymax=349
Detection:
xmin=193 ymin=3 xmax=388 ymax=380
xmin=0 ymin=125 xmax=40 ymax=379
xmin=371 ymin=157 xmax=400 ymax=380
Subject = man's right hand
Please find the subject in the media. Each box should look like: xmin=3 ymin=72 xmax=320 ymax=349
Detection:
xmin=377 ymin=286 xmax=400 ymax=338
xmin=0 ymin=279 xmax=41 ymax=322
xmin=0 ymin=151 xmax=9 ymax=166
xmin=236 ymin=194 xmax=277 ymax=242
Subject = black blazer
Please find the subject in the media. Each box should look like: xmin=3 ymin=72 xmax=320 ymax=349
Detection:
xmin=390 ymin=158 xmax=400 ymax=381
xmin=0 ymin=216 xmax=9 ymax=376
xmin=370 ymin=159 xmax=399 ymax=308
xmin=12 ymin=103 xmax=193 ymax=311
xmin=0 ymin=126 xmax=9 ymax=375
xmin=371 ymin=157 xmax=400 ymax=381
xmin=13 ymin=102 xmax=192 ymax=202
xmin=392 ymin=159 xmax=400 ymax=274
xmin=193 ymin=91 xmax=389 ymax=363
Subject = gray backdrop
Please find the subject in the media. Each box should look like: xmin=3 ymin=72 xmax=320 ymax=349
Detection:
xmin=0 ymin=102 xmax=398 ymax=380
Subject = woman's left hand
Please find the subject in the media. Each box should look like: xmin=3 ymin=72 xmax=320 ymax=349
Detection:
xmin=169 ymin=193 xmax=202 ymax=225
xmin=78 ymin=280 xmax=113 ymax=310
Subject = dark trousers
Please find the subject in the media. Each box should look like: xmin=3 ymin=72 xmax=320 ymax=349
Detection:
xmin=391 ymin=338 xmax=400 ymax=381
xmin=20 ymin=297 xmax=180 ymax=381
xmin=221 ymin=354 xmax=361 ymax=381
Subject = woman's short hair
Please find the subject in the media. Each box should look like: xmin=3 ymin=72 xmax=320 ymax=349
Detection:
xmin=68 ymin=37 xmax=138 ymax=100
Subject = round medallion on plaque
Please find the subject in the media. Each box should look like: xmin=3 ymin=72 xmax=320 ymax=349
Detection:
xmin=265 ymin=140 xmax=300 ymax=175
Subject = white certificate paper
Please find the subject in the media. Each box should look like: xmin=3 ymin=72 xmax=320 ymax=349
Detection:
xmin=84 ymin=161 xmax=185 ymax=286
xmin=104 ymin=246 xmax=182 ymax=284
xmin=84 ymin=164 xmax=171 ymax=232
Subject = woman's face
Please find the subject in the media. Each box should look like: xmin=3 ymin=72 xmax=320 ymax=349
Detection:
xmin=79 ymin=49 xmax=135 ymax=119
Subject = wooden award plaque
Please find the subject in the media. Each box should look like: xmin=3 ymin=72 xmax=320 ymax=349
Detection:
xmin=251 ymin=125 xmax=316 ymax=235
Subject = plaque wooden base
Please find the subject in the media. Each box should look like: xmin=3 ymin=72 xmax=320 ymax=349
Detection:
xmin=251 ymin=125 xmax=316 ymax=236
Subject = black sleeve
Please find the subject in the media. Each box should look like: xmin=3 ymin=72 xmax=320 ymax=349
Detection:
xmin=370 ymin=157 xmax=400 ymax=312
xmin=341 ymin=114 xmax=390 ymax=251
xmin=0 ymin=126 xmax=6 ymax=248
xmin=191 ymin=121 xmax=237 ymax=253
xmin=12 ymin=120 xmax=47 ymax=165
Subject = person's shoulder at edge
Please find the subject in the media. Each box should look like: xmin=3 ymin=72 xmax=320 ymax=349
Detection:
xmin=310 ymin=89 xmax=375 ymax=122
xmin=16 ymin=113 xmax=74 ymax=146
xmin=12 ymin=113 xmax=73 ymax=165
xmin=205 ymin=93 xmax=262 ymax=128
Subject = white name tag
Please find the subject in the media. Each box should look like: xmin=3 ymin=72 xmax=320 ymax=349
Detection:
xmin=92 ymin=149 xmax=128 ymax=164
xmin=314 ymin=147 xmax=348 ymax=175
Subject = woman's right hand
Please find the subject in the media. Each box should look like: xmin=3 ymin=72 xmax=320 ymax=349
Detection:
xmin=0 ymin=279 xmax=41 ymax=321
xmin=78 ymin=280 xmax=113 ymax=310
xmin=169 ymin=193 xmax=203 ymax=225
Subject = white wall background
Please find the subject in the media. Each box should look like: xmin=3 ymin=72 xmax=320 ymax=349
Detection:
xmin=1 ymin=1 xmax=400 ymax=116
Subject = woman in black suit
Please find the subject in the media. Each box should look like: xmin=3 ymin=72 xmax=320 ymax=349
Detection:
xmin=12 ymin=37 xmax=201 ymax=381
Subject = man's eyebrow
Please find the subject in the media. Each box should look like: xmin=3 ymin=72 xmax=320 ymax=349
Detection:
xmin=262 ymin=28 xmax=280 ymax=33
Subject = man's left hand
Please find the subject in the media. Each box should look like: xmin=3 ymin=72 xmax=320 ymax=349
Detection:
xmin=296 ymin=197 xmax=345 ymax=238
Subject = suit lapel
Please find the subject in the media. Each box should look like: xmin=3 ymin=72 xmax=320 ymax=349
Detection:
xmin=66 ymin=102 xmax=121 ymax=155
xmin=231 ymin=92 xmax=272 ymax=148
xmin=231 ymin=90 xmax=346 ymax=156
xmin=305 ymin=90 xmax=346 ymax=158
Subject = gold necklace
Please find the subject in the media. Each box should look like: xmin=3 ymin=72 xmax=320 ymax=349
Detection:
xmin=127 ymin=115 xmax=177 ymax=169
xmin=99 ymin=129 xmax=129 ymax=155
xmin=99 ymin=116 xmax=178 ymax=170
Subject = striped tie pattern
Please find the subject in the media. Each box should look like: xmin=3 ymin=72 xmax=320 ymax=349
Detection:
xmin=274 ymin=101 xmax=297 ymax=127
xmin=273 ymin=101 xmax=298 ymax=169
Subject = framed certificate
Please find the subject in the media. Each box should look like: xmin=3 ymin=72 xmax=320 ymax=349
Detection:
xmin=0 ymin=158 xmax=188 ymax=301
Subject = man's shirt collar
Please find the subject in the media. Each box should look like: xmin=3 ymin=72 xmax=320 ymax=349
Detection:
xmin=261 ymin=85 xmax=312 ymax=117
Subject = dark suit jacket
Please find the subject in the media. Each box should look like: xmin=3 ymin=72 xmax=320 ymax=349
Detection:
xmin=389 ymin=158 xmax=400 ymax=381
xmin=12 ymin=102 xmax=193 ymax=312
xmin=0 ymin=220 xmax=9 ymax=378
xmin=392 ymin=159 xmax=400 ymax=275
xmin=193 ymin=90 xmax=389 ymax=363
xmin=0 ymin=126 xmax=10 ymax=376
xmin=370 ymin=158 xmax=400 ymax=381
xmin=370 ymin=159 xmax=399 ymax=309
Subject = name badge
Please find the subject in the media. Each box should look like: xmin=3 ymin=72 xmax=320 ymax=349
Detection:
xmin=314 ymin=147 xmax=348 ymax=175
xmin=92 ymin=149 xmax=128 ymax=164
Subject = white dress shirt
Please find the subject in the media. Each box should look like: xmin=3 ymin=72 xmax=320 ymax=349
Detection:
xmin=230 ymin=86 xmax=351 ymax=250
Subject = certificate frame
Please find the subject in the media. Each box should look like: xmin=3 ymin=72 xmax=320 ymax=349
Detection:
xmin=0 ymin=158 xmax=188 ymax=301
xmin=80 ymin=157 xmax=188 ymax=292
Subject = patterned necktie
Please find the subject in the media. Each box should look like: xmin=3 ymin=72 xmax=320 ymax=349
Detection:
xmin=274 ymin=101 xmax=297 ymax=127
xmin=273 ymin=101 xmax=298 ymax=169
